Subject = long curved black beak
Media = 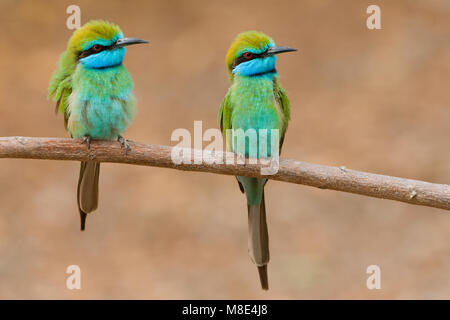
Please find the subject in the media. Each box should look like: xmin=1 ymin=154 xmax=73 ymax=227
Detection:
xmin=114 ymin=38 xmax=149 ymax=48
xmin=267 ymin=46 xmax=297 ymax=55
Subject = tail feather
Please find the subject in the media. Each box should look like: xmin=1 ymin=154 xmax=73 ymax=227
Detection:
xmin=247 ymin=191 xmax=269 ymax=290
xmin=77 ymin=161 xmax=100 ymax=231
xmin=258 ymin=265 xmax=269 ymax=290
xmin=79 ymin=211 xmax=87 ymax=231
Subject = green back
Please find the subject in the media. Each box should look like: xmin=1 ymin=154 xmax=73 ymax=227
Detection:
xmin=48 ymin=51 xmax=75 ymax=128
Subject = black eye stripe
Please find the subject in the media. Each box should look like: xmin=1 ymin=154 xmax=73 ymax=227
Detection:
xmin=232 ymin=50 xmax=268 ymax=69
xmin=77 ymin=44 xmax=114 ymax=60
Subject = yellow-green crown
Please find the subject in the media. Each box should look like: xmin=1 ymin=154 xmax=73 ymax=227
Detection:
xmin=225 ymin=31 xmax=274 ymax=77
xmin=67 ymin=20 xmax=123 ymax=54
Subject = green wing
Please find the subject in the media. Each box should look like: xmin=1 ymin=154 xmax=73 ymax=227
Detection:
xmin=48 ymin=51 xmax=74 ymax=130
xmin=273 ymin=79 xmax=291 ymax=152
xmin=218 ymin=89 xmax=233 ymax=149
xmin=218 ymin=90 xmax=245 ymax=193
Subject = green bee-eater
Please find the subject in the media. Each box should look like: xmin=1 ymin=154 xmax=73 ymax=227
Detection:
xmin=218 ymin=31 xmax=296 ymax=290
xmin=48 ymin=20 xmax=147 ymax=230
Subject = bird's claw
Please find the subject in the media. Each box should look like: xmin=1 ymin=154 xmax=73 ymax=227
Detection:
xmin=118 ymin=135 xmax=131 ymax=154
xmin=81 ymin=136 xmax=91 ymax=149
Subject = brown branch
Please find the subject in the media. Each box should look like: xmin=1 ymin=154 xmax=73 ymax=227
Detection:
xmin=1 ymin=136 xmax=449 ymax=211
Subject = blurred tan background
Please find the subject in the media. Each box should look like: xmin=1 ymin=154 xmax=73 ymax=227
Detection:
xmin=0 ymin=0 xmax=449 ymax=299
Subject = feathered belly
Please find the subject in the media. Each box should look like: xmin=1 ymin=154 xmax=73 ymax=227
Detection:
xmin=231 ymin=103 xmax=282 ymax=158
xmin=67 ymin=93 xmax=135 ymax=139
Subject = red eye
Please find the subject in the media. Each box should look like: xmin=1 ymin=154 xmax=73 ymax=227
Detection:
xmin=243 ymin=52 xmax=253 ymax=59
xmin=92 ymin=44 xmax=102 ymax=52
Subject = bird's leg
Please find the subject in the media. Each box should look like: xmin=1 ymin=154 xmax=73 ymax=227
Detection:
xmin=81 ymin=135 xmax=91 ymax=149
xmin=118 ymin=135 xmax=131 ymax=154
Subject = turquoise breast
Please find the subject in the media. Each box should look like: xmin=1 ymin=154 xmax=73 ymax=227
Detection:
xmin=68 ymin=64 xmax=135 ymax=139
xmin=230 ymin=76 xmax=282 ymax=158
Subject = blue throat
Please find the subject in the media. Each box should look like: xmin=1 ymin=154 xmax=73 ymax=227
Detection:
xmin=79 ymin=47 xmax=126 ymax=70
xmin=249 ymin=68 xmax=277 ymax=78
xmin=232 ymin=55 xmax=277 ymax=78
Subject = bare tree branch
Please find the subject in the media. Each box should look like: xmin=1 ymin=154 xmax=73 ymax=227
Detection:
xmin=1 ymin=136 xmax=449 ymax=211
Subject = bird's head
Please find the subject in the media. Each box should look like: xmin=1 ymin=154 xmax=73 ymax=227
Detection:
xmin=66 ymin=20 xmax=148 ymax=69
xmin=225 ymin=31 xmax=296 ymax=80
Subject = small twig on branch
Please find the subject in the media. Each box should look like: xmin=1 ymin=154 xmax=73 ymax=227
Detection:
xmin=1 ymin=136 xmax=449 ymax=211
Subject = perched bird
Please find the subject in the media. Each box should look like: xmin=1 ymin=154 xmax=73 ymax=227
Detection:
xmin=48 ymin=20 xmax=148 ymax=230
xmin=218 ymin=31 xmax=296 ymax=290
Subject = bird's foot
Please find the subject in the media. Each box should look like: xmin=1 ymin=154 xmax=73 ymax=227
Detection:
xmin=81 ymin=135 xmax=91 ymax=149
xmin=118 ymin=135 xmax=131 ymax=154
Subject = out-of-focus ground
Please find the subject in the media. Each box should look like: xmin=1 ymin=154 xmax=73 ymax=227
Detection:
xmin=0 ymin=0 xmax=449 ymax=299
